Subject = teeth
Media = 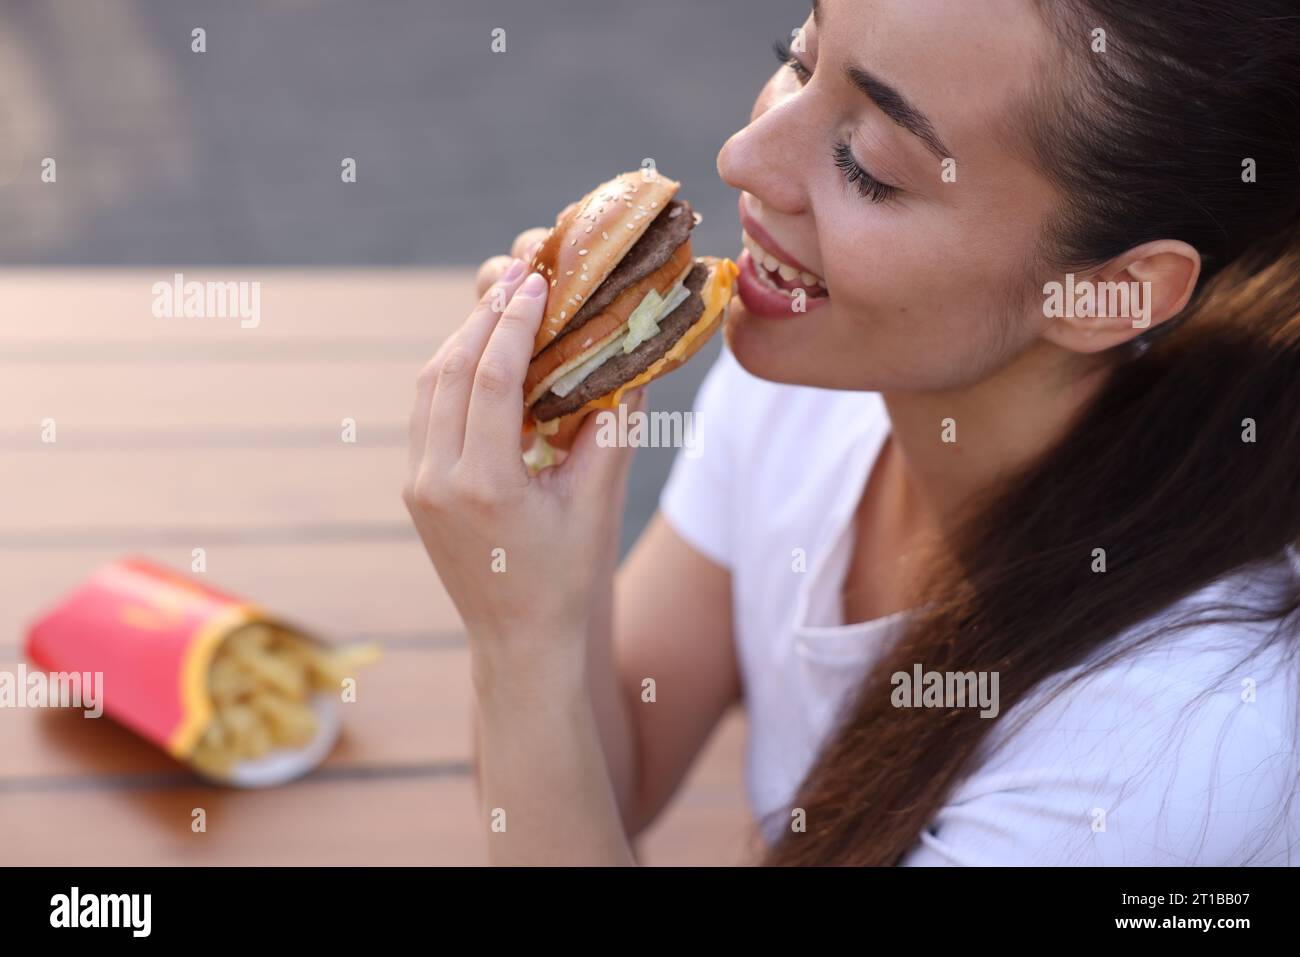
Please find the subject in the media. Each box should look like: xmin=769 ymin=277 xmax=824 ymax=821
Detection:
xmin=756 ymin=267 xmax=786 ymax=294
xmin=741 ymin=229 xmax=826 ymax=289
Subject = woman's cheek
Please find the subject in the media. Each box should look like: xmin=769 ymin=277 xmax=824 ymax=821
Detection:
xmin=823 ymin=236 xmax=873 ymax=315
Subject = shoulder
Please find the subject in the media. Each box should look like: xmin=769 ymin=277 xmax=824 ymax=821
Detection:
xmin=908 ymin=559 xmax=1300 ymax=866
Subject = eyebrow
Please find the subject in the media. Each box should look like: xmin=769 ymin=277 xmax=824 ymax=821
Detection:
xmin=812 ymin=0 xmax=955 ymax=162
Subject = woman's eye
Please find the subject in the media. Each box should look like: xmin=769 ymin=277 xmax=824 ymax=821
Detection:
xmin=772 ymin=38 xmax=813 ymax=84
xmin=833 ymin=142 xmax=899 ymax=203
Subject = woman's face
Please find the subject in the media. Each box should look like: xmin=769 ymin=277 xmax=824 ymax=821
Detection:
xmin=718 ymin=0 xmax=1062 ymax=392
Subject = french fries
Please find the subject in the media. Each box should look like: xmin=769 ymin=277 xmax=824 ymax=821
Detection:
xmin=190 ymin=624 xmax=380 ymax=779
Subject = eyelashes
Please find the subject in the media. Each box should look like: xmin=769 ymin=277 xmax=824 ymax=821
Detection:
xmin=833 ymin=142 xmax=898 ymax=203
xmin=772 ymin=38 xmax=812 ymax=83
xmin=772 ymin=37 xmax=899 ymax=204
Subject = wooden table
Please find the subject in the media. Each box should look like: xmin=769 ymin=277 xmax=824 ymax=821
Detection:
xmin=0 ymin=269 xmax=754 ymax=865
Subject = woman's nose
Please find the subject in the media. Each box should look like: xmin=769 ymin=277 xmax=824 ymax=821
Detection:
xmin=716 ymin=95 xmax=809 ymax=217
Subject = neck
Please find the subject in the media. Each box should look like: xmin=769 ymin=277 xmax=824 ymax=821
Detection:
xmin=879 ymin=340 xmax=1116 ymax=540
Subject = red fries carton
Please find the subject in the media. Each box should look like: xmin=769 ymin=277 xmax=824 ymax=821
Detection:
xmin=25 ymin=558 xmax=371 ymax=787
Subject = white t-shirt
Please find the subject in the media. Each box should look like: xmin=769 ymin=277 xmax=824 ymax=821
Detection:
xmin=660 ymin=345 xmax=1300 ymax=865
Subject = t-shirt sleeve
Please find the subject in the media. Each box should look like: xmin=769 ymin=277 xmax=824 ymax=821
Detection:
xmin=657 ymin=347 xmax=744 ymax=570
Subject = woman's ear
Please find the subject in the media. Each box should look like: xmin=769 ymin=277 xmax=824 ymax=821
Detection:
xmin=1042 ymin=239 xmax=1201 ymax=354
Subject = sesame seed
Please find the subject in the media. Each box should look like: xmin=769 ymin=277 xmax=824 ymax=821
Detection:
xmin=566 ymin=270 xmax=574 ymax=276
xmin=560 ymin=310 xmax=566 ymax=319
xmin=579 ymin=249 xmax=588 ymax=255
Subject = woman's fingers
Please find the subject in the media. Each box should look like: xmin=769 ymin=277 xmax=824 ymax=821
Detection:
xmin=474 ymin=229 xmax=549 ymax=298
xmin=408 ymin=331 xmax=461 ymax=473
xmin=511 ymin=227 xmax=551 ymax=262
xmin=426 ymin=258 xmax=529 ymax=463
xmin=461 ymin=271 xmax=549 ymax=475
xmin=475 ymin=256 xmax=515 ymax=299
xmin=565 ymin=387 xmax=647 ymax=490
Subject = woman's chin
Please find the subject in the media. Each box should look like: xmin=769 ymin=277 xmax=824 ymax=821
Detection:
xmin=724 ymin=298 xmax=826 ymax=386
xmin=722 ymin=298 xmax=765 ymax=369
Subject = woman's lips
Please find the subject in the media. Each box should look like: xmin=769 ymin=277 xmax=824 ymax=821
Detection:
xmin=736 ymin=249 xmax=831 ymax=320
xmin=737 ymin=197 xmax=823 ymax=280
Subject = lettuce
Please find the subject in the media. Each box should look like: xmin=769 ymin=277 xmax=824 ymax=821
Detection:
xmin=549 ymin=336 xmax=626 ymax=397
xmin=622 ymin=281 xmax=690 ymax=354
xmin=548 ymin=279 xmax=693 ymax=398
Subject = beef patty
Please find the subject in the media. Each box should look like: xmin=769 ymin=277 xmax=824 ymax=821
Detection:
xmin=531 ymin=262 xmax=709 ymax=422
xmin=553 ymin=199 xmax=696 ymax=341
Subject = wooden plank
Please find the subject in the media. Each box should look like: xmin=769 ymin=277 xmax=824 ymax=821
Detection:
xmin=1 ymin=776 xmax=489 ymax=866
xmin=0 ymin=446 xmax=411 ymax=532
xmin=0 ymin=359 xmax=423 ymax=431
xmin=0 ymin=543 xmax=463 ymax=648
xmin=0 ymin=687 xmax=752 ymax=865
xmin=0 ymin=268 xmax=480 ymax=343
xmin=0 ymin=766 xmax=756 ymax=867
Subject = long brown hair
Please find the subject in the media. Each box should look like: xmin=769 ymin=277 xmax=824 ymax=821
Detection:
xmin=766 ymin=0 xmax=1300 ymax=865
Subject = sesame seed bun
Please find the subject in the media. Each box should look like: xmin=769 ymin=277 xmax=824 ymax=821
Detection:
xmin=527 ymin=170 xmax=682 ymax=358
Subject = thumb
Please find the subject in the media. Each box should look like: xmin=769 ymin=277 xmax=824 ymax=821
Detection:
xmin=565 ymin=387 xmax=647 ymax=487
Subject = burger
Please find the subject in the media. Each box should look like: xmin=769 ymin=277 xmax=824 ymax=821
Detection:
xmin=521 ymin=170 xmax=738 ymax=460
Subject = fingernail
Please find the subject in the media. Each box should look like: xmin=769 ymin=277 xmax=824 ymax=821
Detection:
xmin=518 ymin=272 xmax=548 ymax=299
xmin=500 ymin=258 xmax=526 ymax=283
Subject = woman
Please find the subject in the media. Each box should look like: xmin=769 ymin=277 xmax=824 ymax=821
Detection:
xmin=404 ymin=0 xmax=1300 ymax=865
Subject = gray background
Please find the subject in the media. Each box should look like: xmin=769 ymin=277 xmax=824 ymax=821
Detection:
xmin=0 ymin=0 xmax=799 ymax=551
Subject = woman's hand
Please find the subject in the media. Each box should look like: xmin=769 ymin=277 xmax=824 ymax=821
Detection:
xmin=474 ymin=226 xmax=551 ymax=298
xmin=405 ymin=249 xmax=644 ymax=865
xmin=403 ymin=256 xmax=644 ymax=683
